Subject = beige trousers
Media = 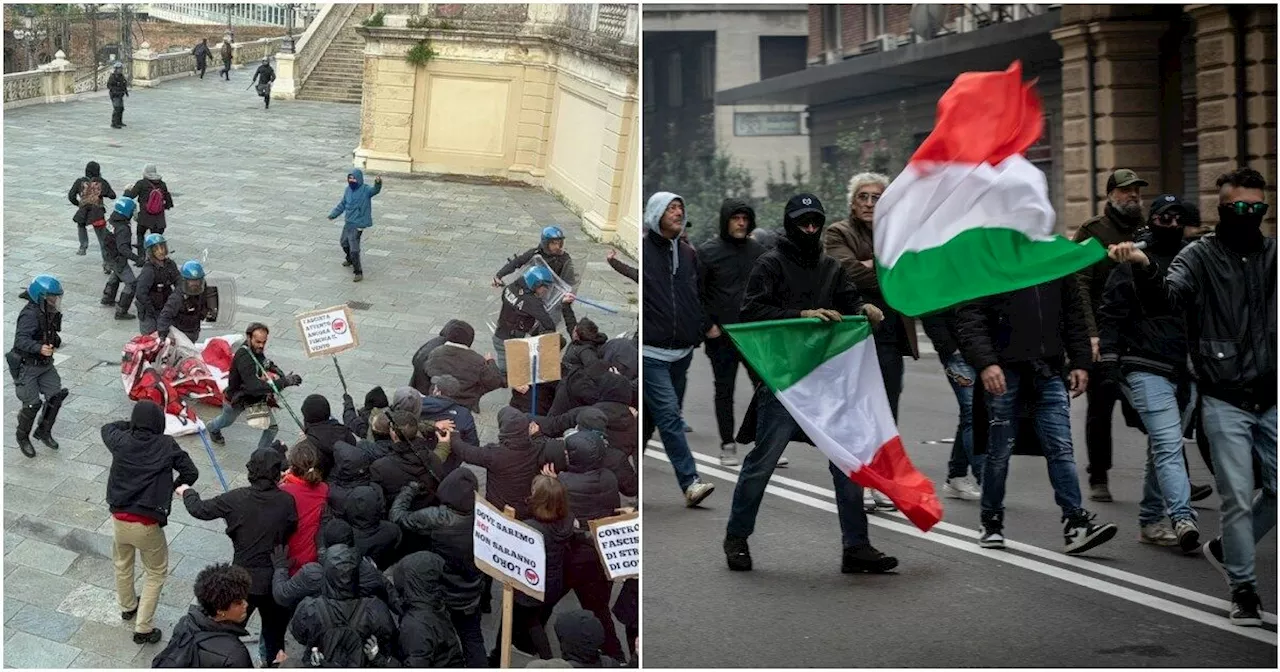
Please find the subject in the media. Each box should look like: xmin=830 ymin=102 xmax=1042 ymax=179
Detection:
xmin=112 ymin=518 xmax=169 ymax=633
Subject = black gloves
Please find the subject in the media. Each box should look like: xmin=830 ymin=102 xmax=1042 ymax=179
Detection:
xmin=271 ymin=544 xmax=290 ymax=571
xmin=364 ymin=386 xmax=389 ymax=410
xmin=283 ymin=372 xmax=302 ymax=387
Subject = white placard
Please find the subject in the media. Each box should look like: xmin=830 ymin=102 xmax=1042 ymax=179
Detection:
xmin=472 ymin=495 xmax=547 ymax=601
xmin=295 ymin=304 xmax=358 ymax=358
xmin=590 ymin=513 xmax=640 ymax=581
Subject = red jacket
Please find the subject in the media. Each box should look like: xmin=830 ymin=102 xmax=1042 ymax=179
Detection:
xmin=279 ymin=473 xmax=329 ymax=575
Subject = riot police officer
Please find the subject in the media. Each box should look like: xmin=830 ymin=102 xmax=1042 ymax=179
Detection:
xmin=9 ymin=275 xmax=68 ymax=458
xmin=157 ymin=260 xmax=214 ymax=343
xmin=135 ymin=233 xmax=180 ymax=335
xmin=102 ymin=195 xmax=140 ymax=320
xmin=492 ymin=266 xmax=573 ymax=373
xmin=492 ymin=225 xmax=580 ymax=334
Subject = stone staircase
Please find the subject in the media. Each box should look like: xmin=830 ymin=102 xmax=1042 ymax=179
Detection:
xmin=297 ymin=5 xmax=371 ymax=104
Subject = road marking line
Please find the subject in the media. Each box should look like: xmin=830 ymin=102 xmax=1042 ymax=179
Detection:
xmin=646 ymin=447 xmax=1277 ymax=644
xmin=667 ymin=443 xmax=1279 ymax=626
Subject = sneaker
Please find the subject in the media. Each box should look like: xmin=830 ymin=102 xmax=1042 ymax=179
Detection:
xmin=1230 ymin=585 xmax=1264 ymax=627
xmin=684 ymin=479 xmax=715 ymax=508
xmin=1139 ymin=520 xmax=1179 ymax=546
xmin=863 ymin=488 xmax=877 ymax=512
xmin=719 ymin=443 xmax=739 ymax=467
xmin=724 ymin=535 xmax=752 ymax=571
xmin=1064 ymin=512 xmax=1118 ymax=555
xmin=1190 ymin=483 xmax=1213 ymax=502
xmin=133 ymin=628 xmax=162 ymax=644
xmin=208 ymin=430 xmax=225 ymax=446
xmin=353 ymin=274 xmax=363 ymax=283
xmin=1089 ymin=483 xmax=1113 ymax=502
xmin=1174 ymin=519 xmax=1200 ymax=554
xmin=1202 ymin=537 xmax=1228 ymax=584
xmin=978 ymin=525 xmax=1006 ymax=549
xmin=841 ymin=544 xmax=898 ymax=574
xmin=683 ymin=421 xmax=693 ymax=433
xmin=776 ymin=456 xmax=789 ymax=467
xmin=121 ymin=604 xmax=138 ymax=621
xmin=871 ymin=489 xmax=896 ymax=511
xmin=943 ymin=475 xmax=982 ymax=501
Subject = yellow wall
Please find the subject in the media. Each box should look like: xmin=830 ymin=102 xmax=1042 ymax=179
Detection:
xmin=355 ymin=27 xmax=639 ymax=254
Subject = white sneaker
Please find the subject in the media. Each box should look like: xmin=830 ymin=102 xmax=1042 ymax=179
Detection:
xmin=684 ymin=479 xmax=715 ymax=507
xmin=719 ymin=443 xmax=740 ymax=467
xmin=943 ymin=475 xmax=982 ymax=501
xmin=863 ymin=488 xmax=877 ymax=512
xmin=776 ymin=456 xmax=790 ymax=468
xmin=1139 ymin=520 xmax=1178 ymax=547
xmin=871 ymin=489 xmax=896 ymax=511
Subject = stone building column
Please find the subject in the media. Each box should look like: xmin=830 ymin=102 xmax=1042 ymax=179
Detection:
xmin=1052 ymin=23 xmax=1094 ymax=232
xmin=1245 ymin=7 xmax=1277 ymax=235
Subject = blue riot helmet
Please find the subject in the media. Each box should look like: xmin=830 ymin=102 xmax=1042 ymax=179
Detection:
xmin=143 ymin=233 xmax=168 ymax=260
xmin=180 ymin=260 xmax=206 ymax=296
xmin=28 ymin=275 xmax=64 ymax=313
xmin=113 ymin=196 xmax=137 ymax=219
xmin=523 ymin=265 xmax=554 ymax=292
xmin=541 ymin=226 xmax=565 ymax=254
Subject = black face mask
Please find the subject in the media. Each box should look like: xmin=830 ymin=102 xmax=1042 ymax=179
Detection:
xmin=1216 ymin=206 xmax=1265 ymax=252
xmin=784 ymin=216 xmax=825 ymax=259
xmin=1146 ymin=224 xmax=1183 ymax=251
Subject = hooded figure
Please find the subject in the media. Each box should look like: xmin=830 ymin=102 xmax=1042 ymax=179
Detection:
xmin=272 ymin=520 xmax=388 ymax=610
xmin=192 ymin=38 xmax=210 ymax=77
xmin=301 ymin=393 xmax=356 ymax=477
xmin=410 ymin=319 xmax=474 ymax=395
xmin=421 ymin=374 xmax=481 ymax=447
xmin=554 ymin=609 xmax=621 ymax=668
xmin=288 ymin=544 xmax=398 ymax=667
xmin=642 ymin=191 xmax=706 ymax=356
xmin=424 ymin=331 xmax=506 ymax=412
xmin=328 ymin=168 xmax=383 ymax=281
xmin=343 ymin=384 xmax=390 ymax=439
xmin=68 ymin=160 xmax=117 ymax=259
xmin=388 ymin=552 xmax=465 ymax=668
xmin=103 ymin=400 xmax=200 ymax=527
xmin=326 ymin=440 xmax=382 ymax=518
xmin=448 ymin=406 xmax=553 ymax=519
xmin=345 ymin=483 xmax=402 ymax=569
xmin=107 ymin=63 xmax=128 ymax=128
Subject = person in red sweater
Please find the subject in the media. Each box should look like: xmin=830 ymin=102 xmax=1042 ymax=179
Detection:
xmin=278 ymin=439 xmax=329 ymax=575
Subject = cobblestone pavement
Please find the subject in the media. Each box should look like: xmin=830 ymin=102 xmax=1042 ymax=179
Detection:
xmin=2 ymin=75 xmax=638 ymax=668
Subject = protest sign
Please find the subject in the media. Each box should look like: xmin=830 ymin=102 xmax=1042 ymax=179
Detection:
xmin=295 ymin=304 xmax=359 ymax=358
xmin=589 ymin=512 xmax=640 ymax=581
xmin=504 ymin=333 xmax=561 ymax=388
xmin=473 ymin=495 xmax=547 ymax=601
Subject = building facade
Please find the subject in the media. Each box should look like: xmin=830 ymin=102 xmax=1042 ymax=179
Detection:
xmin=643 ymin=4 xmax=810 ymax=197
xmin=718 ymin=4 xmax=1277 ymax=236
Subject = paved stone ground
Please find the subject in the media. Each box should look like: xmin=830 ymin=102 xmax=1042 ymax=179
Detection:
xmin=2 ymin=76 xmax=638 ymax=668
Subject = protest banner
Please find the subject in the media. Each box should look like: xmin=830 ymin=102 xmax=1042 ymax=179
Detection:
xmin=295 ymin=304 xmax=359 ymax=358
xmin=473 ymin=496 xmax=547 ymax=668
xmin=589 ymin=512 xmax=640 ymax=581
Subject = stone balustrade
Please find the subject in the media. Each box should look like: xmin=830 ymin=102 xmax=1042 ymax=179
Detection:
xmin=4 ymin=51 xmax=77 ymax=110
xmin=131 ymin=37 xmax=286 ymax=87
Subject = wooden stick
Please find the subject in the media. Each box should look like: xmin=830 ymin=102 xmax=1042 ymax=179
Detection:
xmin=500 ymin=582 xmax=515 ymax=669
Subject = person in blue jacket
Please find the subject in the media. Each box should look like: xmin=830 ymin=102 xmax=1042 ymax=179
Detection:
xmin=327 ymin=168 xmax=382 ymax=283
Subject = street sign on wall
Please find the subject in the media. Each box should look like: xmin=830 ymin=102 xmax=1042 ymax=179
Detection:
xmin=734 ymin=111 xmax=803 ymax=137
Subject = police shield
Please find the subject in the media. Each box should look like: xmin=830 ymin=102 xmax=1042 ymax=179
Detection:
xmin=522 ymin=254 xmax=575 ymax=326
xmin=203 ymin=272 xmax=237 ymax=331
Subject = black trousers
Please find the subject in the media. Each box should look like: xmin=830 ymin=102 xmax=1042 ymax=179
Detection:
xmin=110 ymin=96 xmax=124 ymax=126
xmin=876 ymin=341 xmax=905 ymax=422
xmin=221 ymin=57 xmax=232 ymax=79
xmin=1085 ymin=378 xmax=1120 ymax=485
xmin=245 ymin=593 xmax=290 ymax=664
xmin=560 ymin=539 xmax=623 ymax=661
xmin=705 ymin=334 xmax=761 ymax=445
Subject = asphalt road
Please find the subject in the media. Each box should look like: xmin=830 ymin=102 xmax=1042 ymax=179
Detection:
xmin=642 ymin=348 xmax=1277 ymax=668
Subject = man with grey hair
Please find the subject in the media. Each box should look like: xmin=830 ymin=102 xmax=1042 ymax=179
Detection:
xmin=1072 ymin=168 xmax=1148 ymax=503
xmin=823 ymin=172 xmax=920 ymax=512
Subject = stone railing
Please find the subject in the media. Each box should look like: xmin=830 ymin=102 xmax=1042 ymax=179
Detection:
xmin=131 ymin=37 xmax=285 ymax=87
xmin=4 ymin=52 xmax=76 ymax=110
xmin=73 ymin=63 xmax=115 ymax=94
xmin=275 ymin=3 xmax=356 ymax=100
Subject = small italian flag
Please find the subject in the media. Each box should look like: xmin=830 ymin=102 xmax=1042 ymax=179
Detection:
xmin=874 ymin=61 xmax=1106 ymax=317
xmin=725 ymin=317 xmax=942 ymax=532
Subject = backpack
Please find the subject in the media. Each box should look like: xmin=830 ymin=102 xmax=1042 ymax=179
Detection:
xmin=80 ymin=179 xmax=103 ymax=207
xmin=145 ymin=186 xmax=165 ymax=216
xmin=304 ymin=600 xmax=371 ymax=668
xmin=151 ymin=628 xmax=221 ymax=668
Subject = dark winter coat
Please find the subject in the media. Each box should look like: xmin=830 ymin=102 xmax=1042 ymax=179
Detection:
xmin=424 ymin=344 xmax=505 ymax=412
xmin=1073 ymin=203 xmax=1143 ymax=336
xmin=152 ymin=606 xmax=252 ymax=668
xmin=608 ymin=256 xmax=638 ymax=283
xmin=497 ymin=278 xmax=558 ymax=340
xmin=420 ymin=394 xmax=479 ymax=447
xmin=410 ymin=319 xmax=472 ymax=395
xmin=251 ymin=63 xmax=276 ymax=89
xmin=921 ymin=309 xmax=962 ymax=365
xmin=955 ymin=277 xmax=1092 ymax=375
xmin=326 ymin=441 xmax=383 ymax=519
xmin=181 ymin=448 xmax=297 ymax=595
xmin=642 ymin=193 xmax=706 ymax=350
xmin=304 ymin=417 xmax=357 ymax=479
xmin=272 ymin=550 xmax=387 ymax=609
xmin=288 ymin=545 xmax=398 ymax=662
xmin=12 ymin=296 xmax=61 ymax=367
xmin=192 ymin=42 xmax=210 ymax=67
xmin=225 ymin=345 xmax=287 ymax=408
xmin=220 ymin=41 xmax=232 ymax=62
xmin=1097 ymin=231 xmax=1191 ymax=381
xmin=600 ymin=336 xmax=638 ymax=380
xmin=520 ymin=513 xmax=572 ymax=607
xmin=345 ymin=485 xmax=401 ymax=569
xmin=697 ymin=198 xmax=765 ymax=328
xmin=129 ymin=178 xmax=173 ymax=230
xmin=448 ymin=406 xmax=554 ymax=519
xmin=823 ymin=217 xmax=918 ymax=358
xmin=107 ymin=71 xmax=128 ymax=98
xmin=562 ymin=333 xmax=608 ymax=380
xmin=388 ymin=552 xmax=465 ymax=668
xmin=559 ymin=432 xmax=619 ymax=528
xmin=1137 ymin=233 xmax=1277 ymax=411
xmin=135 ymin=259 xmax=180 ymax=321
xmin=388 ymin=468 xmax=483 ymax=614
xmin=68 ymin=161 xmax=115 ymax=227
xmin=370 ymin=437 xmax=446 ymax=512
xmin=103 ymin=402 xmax=199 ymax=527
xmin=741 ymin=236 xmax=867 ymax=322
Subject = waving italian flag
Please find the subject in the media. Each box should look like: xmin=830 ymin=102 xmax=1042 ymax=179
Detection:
xmin=874 ymin=61 xmax=1106 ymax=317
xmin=725 ymin=317 xmax=942 ymax=532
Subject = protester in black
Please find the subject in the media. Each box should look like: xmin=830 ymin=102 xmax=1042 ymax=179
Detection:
xmin=301 ymin=393 xmax=357 ymax=477
xmin=151 ymin=563 xmax=254 ymax=668
xmin=387 ymin=551 xmax=466 ymax=667
xmin=555 ymin=609 xmax=622 ymax=668
xmin=410 ymin=319 xmax=471 ymax=396
xmin=271 ymin=520 xmax=388 ymax=609
xmin=288 ymin=544 xmax=399 ymax=667
xmin=251 ymin=58 xmax=276 ymax=109
xmin=179 ymin=448 xmax=297 ymax=664
xmin=68 ymin=160 xmax=116 ymax=260
xmin=371 ymin=411 xmax=447 ymax=512
xmin=424 ymin=324 xmax=505 ymax=412
xmin=192 ymin=38 xmax=211 ymax=78
xmin=345 ymin=483 xmax=402 ymax=569
xmin=507 ymin=473 xmax=573 ymax=662
xmin=207 ymin=323 xmax=301 ymax=449
xmin=449 ymin=406 xmax=554 ymax=519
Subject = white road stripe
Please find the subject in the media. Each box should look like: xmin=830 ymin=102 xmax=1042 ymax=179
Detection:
xmin=645 ymin=446 xmax=1277 ymax=645
xmin=670 ymin=443 xmax=1280 ymax=626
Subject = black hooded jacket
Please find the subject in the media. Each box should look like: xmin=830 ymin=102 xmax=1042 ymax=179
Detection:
xmin=538 ymin=371 xmax=637 ymax=456
xmin=521 ymin=512 xmax=573 ymax=608
xmin=327 ymin=441 xmax=382 ymax=518
xmin=559 ymin=432 xmax=620 ymax=528
xmin=448 ymin=406 xmax=554 ymax=519
xmin=103 ymin=402 xmax=199 ymax=526
xmin=225 ymin=344 xmax=287 ymax=408
xmin=388 ymin=552 xmax=465 ymax=668
xmin=272 ymin=545 xmax=387 ymax=609
xmin=425 ymin=343 xmax=505 ymax=412
xmin=345 ymin=485 xmax=401 ymax=569
xmin=388 ymin=468 xmax=483 ymax=613
xmin=410 ymin=319 xmax=472 ymax=395
xmin=956 ymin=277 xmax=1092 ymax=375
xmin=555 ymin=610 xmax=621 ymax=668
xmin=562 ymin=331 xmax=608 ymax=379
xmin=371 ymin=436 xmax=446 ymax=511
xmin=741 ymin=236 xmax=866 ymax=322
xmin=152 ymin=606 xmax=252 ymax=668
xmin=288 ymin=545 xmax=398 ymax=662
xmin=182 ymin=449 xmax=298 ymax=595
xmin=698 ymin=199 xmax=765 ymax=327
xmin=1098 ymin=229 xmax=1191 ymax=380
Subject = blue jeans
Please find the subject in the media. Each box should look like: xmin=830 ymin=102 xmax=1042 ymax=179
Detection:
xmin=726 ymin=388 xmax=870 ymax=549
xmin=643 ymin=354 xmax=698 ymax=492
xmin=1122 ymin=372 xmax=1196 ymax=526
xmin=205 ymin=402 xmax=278 ymax=450
xmin=1200 ymin=397 xmax=1277 ymax=590
xmin=943 ymin=353 xmax=983 ymax=482
xmin=340 ymin=225 xmax=363 ymax=274
xmin=980 ymin=368 xmax=1085 ymax=521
